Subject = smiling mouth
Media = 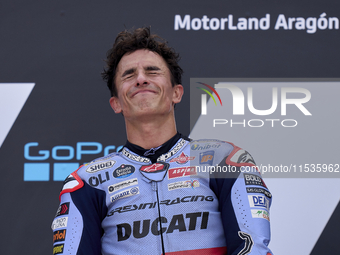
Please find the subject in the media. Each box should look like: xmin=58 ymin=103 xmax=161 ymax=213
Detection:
xmin=132 ymin=90 xmax=157 ymax=97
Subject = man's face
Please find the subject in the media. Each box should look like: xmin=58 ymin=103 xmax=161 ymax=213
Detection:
xmin=110 ymin=49 xmax=183 ymax=121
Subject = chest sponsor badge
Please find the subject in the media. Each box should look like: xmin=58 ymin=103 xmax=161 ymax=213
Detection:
xmin=110 ymin=187 xmax=140 ymax=202
xmin=168 ymin=166 xmax=197 ymax=179
xmin=113 ymin=164 xmax=135 ymax=178
xmin=108 ymin=178 xmax=138 ymax=193
xmin=140 ymin=162 xmax=169 ymax=173
xmin=168 ymin=179 xmax=200 ymax=191
xmin=86 ymin=160 xmax=116 ymax=173
xmin=170 ymin=152 xmax=195 ymax=164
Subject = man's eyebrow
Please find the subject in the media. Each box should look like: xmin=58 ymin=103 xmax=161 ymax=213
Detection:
xmin=121 ymin=66 xmax=160 ymax=77
xmin=145 ymin=66 xmax=161 ymax=71
xmin=121 ymin=68 xmax=136 ymax=78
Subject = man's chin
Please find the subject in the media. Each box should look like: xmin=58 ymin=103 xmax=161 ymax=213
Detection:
xmin=127 ymin=107 xmax=170 ymax=120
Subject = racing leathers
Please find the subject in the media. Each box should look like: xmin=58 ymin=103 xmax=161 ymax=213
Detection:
xmin=52 ymin=134 xmax=273 ymax=255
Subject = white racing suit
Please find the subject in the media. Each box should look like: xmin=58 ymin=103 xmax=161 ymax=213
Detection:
xmin=52 ymin=137 xmax=273 ymax=255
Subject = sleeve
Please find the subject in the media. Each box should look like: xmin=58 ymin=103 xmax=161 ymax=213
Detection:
xmin=209 ymin=145 xmax=273 ymax=255
xmin=51 ymin=170 xmax=108 ymax=255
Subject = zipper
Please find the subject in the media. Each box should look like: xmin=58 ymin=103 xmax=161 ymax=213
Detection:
xmin=152 ymin=181 xmax=166 ymax=255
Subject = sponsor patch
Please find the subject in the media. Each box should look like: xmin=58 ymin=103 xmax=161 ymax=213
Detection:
xmin=251 ymin=209 xmax=270 ymax=221
xmin=115 ymin=211 xmax=210 ymax=241
xmin=108 ymin=178 xmax=138 ymax=193
xmin=168 ymin=166 xmax=197 ymax=179
xmin=140 ymin=162 xmax=169 ymax=173
xmin=246 ymin=187 xmax=272 ymax=198
xmin=53 ymin=229 xmax=66 ymax=243
xmin=88 ymin=171 xmax=110 ymax=187
xmin=191 ymin=143 xmax=221 ymax=150
xmin=191 ymin=180 xmax=200 ymax=188
xmin=157 ymin=139 xmax=186 ymax=161
xmin=107 ymin=195 xmax=213 ymax=216
xmin=86 ymin=160 xmax=116 ymax=173
xmin=168 ymin=180 xmax=191 ymax=191
xmin=244 ymin=173 xmax=267 ymax=188
xmin=113 ymin=164 xmax=135 ymax=178
xmin=199 ymin=150 xmax=214 ymax=165
xmin=111 ymin=187 xmax=139 ymax=202
xmin=248 ymin=195 xmax=270 ymax=211
xmin=168 ymin=180 xmax=200 ymax=191
xmin=51 ymin=216 xmax=68 ymax=230
xmin=53 ymin=244 xmax=64 ymax=255
xmin=122 ymin=148 xmax=150 ymax=163
xmin=55 ymin=202 xmax=70 ymax=217
xmin=170 ymin=152 xmax=195 ymax=164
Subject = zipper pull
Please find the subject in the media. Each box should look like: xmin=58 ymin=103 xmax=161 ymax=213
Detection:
xmin=152 ymin=181 xmax=158 ymax=191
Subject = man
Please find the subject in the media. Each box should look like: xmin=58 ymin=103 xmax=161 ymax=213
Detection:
xmin=52 ymin=27 xmax=273 ymax=255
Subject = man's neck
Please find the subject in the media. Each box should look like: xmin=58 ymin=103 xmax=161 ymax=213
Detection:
xmin=125 ymin=114 xmax=177 ymax=149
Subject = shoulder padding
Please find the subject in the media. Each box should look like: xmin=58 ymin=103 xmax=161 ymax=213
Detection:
xmin=59 ymin=166 xmax=84 ymax=201
xmin=225 ymin=143 xmax=257 ymax=167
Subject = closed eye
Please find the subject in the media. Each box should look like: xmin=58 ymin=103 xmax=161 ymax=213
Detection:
xmin=121 ymin=68 xmax=136 ymax=79
xmin=145 ymin=66 xmax=161 ymax=72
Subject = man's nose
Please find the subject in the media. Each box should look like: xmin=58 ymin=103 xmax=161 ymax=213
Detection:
xmin=136 ymin=72 xmax=149 ymax=86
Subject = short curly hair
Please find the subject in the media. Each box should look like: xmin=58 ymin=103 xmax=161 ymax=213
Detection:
xmin=102 ymin=27 xmax=183 ymax=97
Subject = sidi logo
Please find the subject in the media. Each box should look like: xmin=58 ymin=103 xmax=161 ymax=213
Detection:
xmin=200 ymin=82 xmax=311 ymax=116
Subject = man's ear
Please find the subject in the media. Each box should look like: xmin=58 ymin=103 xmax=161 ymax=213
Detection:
xmin=172 ymin=84 xmax=184 ymax=104
xmin=109 ymin=97 xmax=122 ymax=114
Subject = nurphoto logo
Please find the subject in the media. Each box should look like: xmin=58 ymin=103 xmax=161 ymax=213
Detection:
xmin=194 ymin=81 xmax=312 ymax=128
